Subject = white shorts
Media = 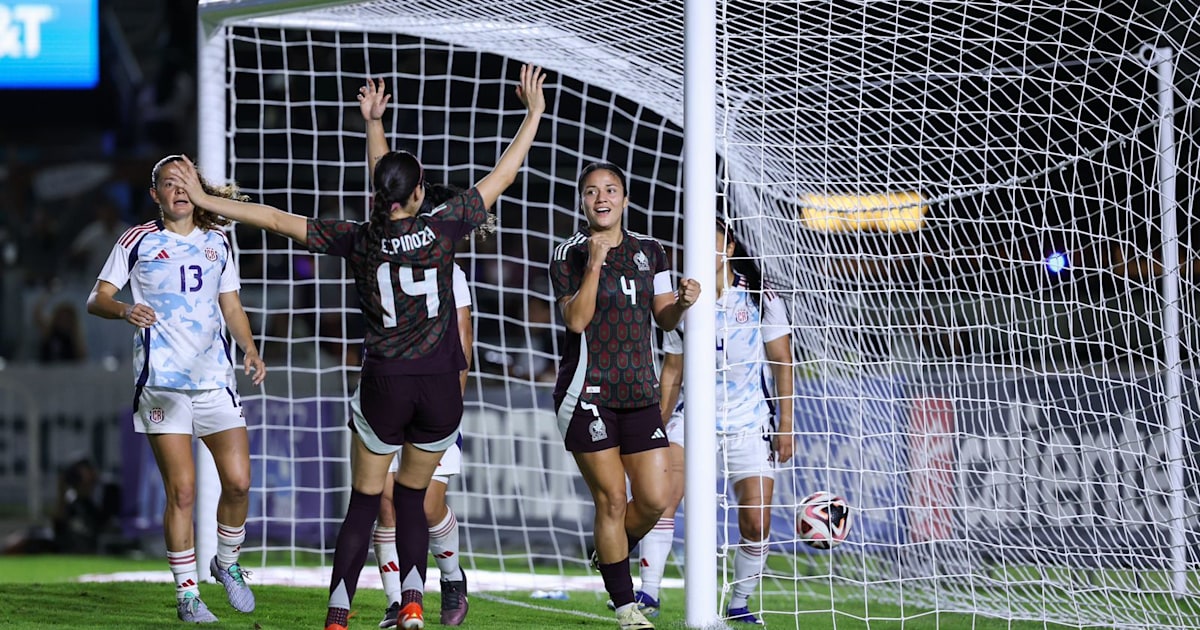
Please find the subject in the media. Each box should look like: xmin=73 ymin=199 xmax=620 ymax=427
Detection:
xmin=665 ymin=414 xmax=775 ymax=483
xmin=389 ymin=438 xmax=462 ymax=485
xmin=134 ymin=386 xmax=245 ymax=437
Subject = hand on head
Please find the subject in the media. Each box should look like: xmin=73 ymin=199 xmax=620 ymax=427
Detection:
xmin=164 ymin=156 xmax=206 ymax=202
xmin=676 ymin=278 xmax=701 ymax=309
xmin=515 ymin=64 xmax=547 ymax=115
xmin=358 ymin=77 xmax=391 ymax=121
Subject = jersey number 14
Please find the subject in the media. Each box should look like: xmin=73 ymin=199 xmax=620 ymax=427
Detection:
xmin=377 ymin=262 xmax=439 ymax=327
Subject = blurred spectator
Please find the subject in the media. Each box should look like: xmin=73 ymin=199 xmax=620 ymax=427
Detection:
xmin=20 ymin=204 xmax=64 ymax=284
xmin=53 ymin=458 xmax=120 ymax=554
xmin=136 ymin=2 xmax=197 ymax=152
xmin=68 ymin=197 xmax=131 ymax=280
xmin=34 ymin=294 xmax=87 ymax=363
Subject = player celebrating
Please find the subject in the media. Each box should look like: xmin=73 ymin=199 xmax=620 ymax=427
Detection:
xmin=636 ymin=219 xmax=794 ymax=625
xmin=550 ymin=162 xmax=700 ymax=630
xmin=376 ymin=184 xmax=475 ymax=630
xmin=86 ymin=155 xmax=265 ymax=624
xmin=166 ymin=63 xmax=545 ymax=630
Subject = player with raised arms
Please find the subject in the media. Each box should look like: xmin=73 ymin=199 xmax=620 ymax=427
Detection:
xmin=550 ymin=162 xmax=700 ymax=630
xmin=635 ymin=218 xmax=794 ymax=625
xmin=86 ymin=155 xmax=266 ymax=624
xmin=165 ymin=63 xmax=546 ymax=630
xmin=375 ymin=183 xmax=475 ymax=629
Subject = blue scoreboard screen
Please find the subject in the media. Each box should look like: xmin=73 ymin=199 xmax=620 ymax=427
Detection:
xmin=0 ymin=1 xmax=98 ymax=89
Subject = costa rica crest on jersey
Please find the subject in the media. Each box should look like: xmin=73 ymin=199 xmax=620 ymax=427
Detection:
xmin=634 ymin=251 xmax=650 ymax=271
xmin=205 ymin=247 xmax=219 ymax=261
xmin=149 ymin=407 xmax=165 ymax=424
xmin=735 ymin=307 xmax=750 ymax=324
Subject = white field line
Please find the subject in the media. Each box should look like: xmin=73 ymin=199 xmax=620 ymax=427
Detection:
xmin=79 ymin=565 xmax=684 ymax=594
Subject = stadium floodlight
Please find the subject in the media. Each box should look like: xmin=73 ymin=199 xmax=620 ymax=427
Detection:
xmin=196 ymin=1 xmax=1200 ymax=629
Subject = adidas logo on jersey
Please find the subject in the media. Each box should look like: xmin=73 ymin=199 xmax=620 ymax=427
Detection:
xmin=155 ymin=249 xmax=170 ymax=260
xmin=650 ymin=427 xmax=666 ymax=440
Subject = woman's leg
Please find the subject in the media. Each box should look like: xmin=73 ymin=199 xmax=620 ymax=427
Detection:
xmin=391 ymin=444 xmax=446 ymax=608
xmin=199 ymin=426 xmax=256 ymax=612
xmin=147 ymin=433 xmax=199 ymax=591
xmin=634 ymin=442 xmax=684 ymax=602
xmin=326 ymin=434 xmax=395 ymax=628
xmin=574 ymin=447 xmax=642 ymax=610
xmin=728 ymin=475 xmax=775 ymax=612
xmin=621 ymin=446 xmax=672 ymax=548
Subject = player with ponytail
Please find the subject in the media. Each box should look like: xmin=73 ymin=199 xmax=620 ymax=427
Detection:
xmin=166 ymin=64 xmax=546 ymax=630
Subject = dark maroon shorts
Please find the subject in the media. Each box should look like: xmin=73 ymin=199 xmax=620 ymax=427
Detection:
xmin=351 ymin=371 xmax=463 ymax=452
xmin=555 ymin=397 xmax=668 ymax=454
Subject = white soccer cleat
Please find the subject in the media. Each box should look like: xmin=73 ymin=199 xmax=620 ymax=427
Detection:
xmin=615 ymin=603 xmax=655 ymax=630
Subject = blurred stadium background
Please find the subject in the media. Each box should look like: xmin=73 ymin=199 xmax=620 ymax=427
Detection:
xmin=0 ymin=0 xmax=202 ymax=554
xmin=2 ymin=3 xmax=1200 ymax=629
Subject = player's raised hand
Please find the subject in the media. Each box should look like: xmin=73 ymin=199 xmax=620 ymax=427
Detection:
xmin=587 ymin=232 xmax=618 ymax=268
xmin=358 ymin=77 xmax=390 ymax=121
xmin=515 ymin=64 xmax=546 ymax=115
xmin=243 ymin=350 xmax=266 ymax=386
xmin=166 ymin=156 xmax=207 ymax=205
xmin=676 ymin=278 xmax=701 ymax=308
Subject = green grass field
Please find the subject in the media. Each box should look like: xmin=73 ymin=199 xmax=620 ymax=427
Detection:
xmin=0 ymin=554 xmax=1112 ymax=629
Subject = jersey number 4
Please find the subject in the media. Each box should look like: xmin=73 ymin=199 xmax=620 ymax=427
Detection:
xmin=620 ymin=275 xmax=637 ymax=305
xmin=377 ymin=263 xmax=439 ymax=327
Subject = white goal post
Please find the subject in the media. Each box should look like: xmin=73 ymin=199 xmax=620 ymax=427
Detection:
xmin=194 ymin=2 xmax=1200 ymax=629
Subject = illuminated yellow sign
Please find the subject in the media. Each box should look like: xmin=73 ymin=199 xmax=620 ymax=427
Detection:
xmin=798 ymin=191 xmax=927 ymax=233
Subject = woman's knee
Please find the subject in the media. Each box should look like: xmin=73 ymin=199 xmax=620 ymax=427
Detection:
xmin=221 ymin=473 xmax=251 ymax=503
xmin=591 ymin=487 xmax=629 ymax=521
xmin=739 ymin=510 xmax=771 ymax=542
xmin=637 ymin=486 xmax=672 ymax=516
xmin=164 ymin=482 xmax=197 ymax=511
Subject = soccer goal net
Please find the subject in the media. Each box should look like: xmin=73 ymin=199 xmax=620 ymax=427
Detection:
xmin=197 ymin=1 xmax=1200 ymax=628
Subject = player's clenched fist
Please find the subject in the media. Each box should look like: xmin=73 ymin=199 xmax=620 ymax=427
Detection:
xmin=676 ymin=278 xmax=701 ymax=309
xmin=586 ymin=232 xmax=619 ymax=268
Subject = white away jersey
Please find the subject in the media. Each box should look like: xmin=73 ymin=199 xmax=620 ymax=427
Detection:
xmin=98 ymin=221 xmax=241 ymax=390
xmin=663 ymin=274 xmax=789 ymax=432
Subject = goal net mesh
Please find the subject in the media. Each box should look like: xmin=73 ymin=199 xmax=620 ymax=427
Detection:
xmin=204 ymin=1 xmax=1200 ymax=627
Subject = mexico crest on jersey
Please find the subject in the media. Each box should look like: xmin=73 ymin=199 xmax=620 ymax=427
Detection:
xmin=634 ymin=251 xmax=650 ymax=271
xmin=205 ymin=247 xmax=219 ymax=261
xmin=589 ymin=418 xmax=608 ymax=442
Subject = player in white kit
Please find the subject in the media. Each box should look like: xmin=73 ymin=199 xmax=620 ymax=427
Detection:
xmin=86 ymin=155 xmax=265 ymax=624
xmin=633 ymin=219 xmax=794 ymax=625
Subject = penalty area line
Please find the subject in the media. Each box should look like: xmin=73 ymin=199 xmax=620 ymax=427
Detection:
xmin=476 ymin=592 xmax=616 ymax=622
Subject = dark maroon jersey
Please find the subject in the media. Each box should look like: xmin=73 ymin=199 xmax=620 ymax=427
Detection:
xmin=550 ymin=228 xmax=671 ymax=409
xmin=307 ymin=187 xmax=488 ymax=375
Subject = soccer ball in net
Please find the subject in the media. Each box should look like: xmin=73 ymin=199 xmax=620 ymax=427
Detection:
xmin=797 ymin=491 xmax=852 ymax=549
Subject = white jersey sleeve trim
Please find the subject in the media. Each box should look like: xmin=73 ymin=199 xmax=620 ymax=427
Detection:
xmin=452 ymin=263 xmax=471 ymax=309
xmin=653 ymin=270 xmax=673 ymax=295
xmin=760 ymin=291 xmax=791 ymax=343
xmin=96 ymin=241 xmax=131 ymax=288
